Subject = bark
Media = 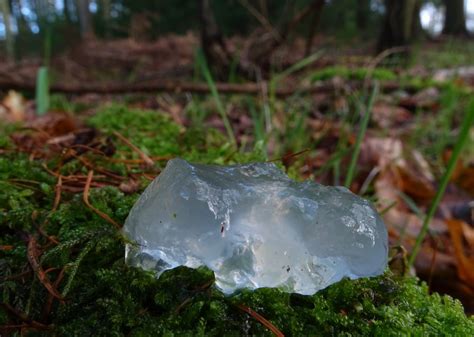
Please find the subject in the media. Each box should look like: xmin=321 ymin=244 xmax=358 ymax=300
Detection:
xmin=0 ymin=0 xmax=14 ymax=61
xmin=14 ymin=0 xmax=29 ymax=33
xmin=101 ymin=0 xmax=111 ymax=38
xmin=356 ymin=0 xmax=371 ymax=31
xmin=198 ymin=0 xmax=231 ymax=78
xmin=304 ymin=0 xmax=325 ymax=56
xmin=377 ymin=0 xmax=421 ymax=52
xmin=76 ymin=0 xmax=94 ymax=39
xmin=443 ymin=0 xmax=468 ymax=36
xmin=63 ymin=0 xmax=72 ymax=24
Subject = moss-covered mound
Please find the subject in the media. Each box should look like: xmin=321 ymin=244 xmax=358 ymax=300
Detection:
xmin=1 ymin=105 xmax=473 ymax=336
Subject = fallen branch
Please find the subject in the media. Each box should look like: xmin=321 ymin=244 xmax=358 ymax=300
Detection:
xmin=0 ymin=78 xmax=413 ymax=96
xmin=1 ymin=303 xmax=51 ymax=331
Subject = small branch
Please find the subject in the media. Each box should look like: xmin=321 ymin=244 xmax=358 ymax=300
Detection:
xmin=236 ymin=304 xmax=285 ymax=337
xmin=112 ymin=131 xmax=154 ymax=167
xmin=83 ymin=170 xmax=122 ymax=229
xmin=26 ymin=236 xmax=64 ymax=300
xmin=52 ymin=175 xmax=62 ymax=212
xmin=1 ymin=303 xmax=51 ymax=331
xmin=42 ymin=267 xmax=66 ymax=322
xmin=238 ymin=0 xmax=280 ymax=41
xmin=0 ymin=78 xmax=415 ymax=96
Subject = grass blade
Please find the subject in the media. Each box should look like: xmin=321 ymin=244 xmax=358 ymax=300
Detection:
xmin=196 ymin=49 xmax=236 ymax=147
xmin=344 ymin=82 xmax=379 ymax=188
xmin=35 ymin=66 xmax=50 ymax=115
xmin=408 ymin=99 xmax=474 ymax=267
xmin=269 ymin=51 xmax=323 ymax=103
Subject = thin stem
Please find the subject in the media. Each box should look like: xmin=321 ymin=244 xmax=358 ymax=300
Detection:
xmin=197 ymin=49 xmax=237 ymax=147
xmin=408 ymin=99 xmax=474 ymax=267
xmin=344 ymin=82 xmax=379 ymax=188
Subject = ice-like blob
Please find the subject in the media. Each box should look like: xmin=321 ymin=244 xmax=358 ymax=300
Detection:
xmin=124 ymin=158 xmax=388 ymax=295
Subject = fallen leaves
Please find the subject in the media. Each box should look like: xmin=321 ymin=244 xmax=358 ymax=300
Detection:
xmin=357 ymin=134 xmax=474 ymax=311
xmin=446 ymin=219 xmax=474 ymax=288
xmin=0 ymin=90 xmax=26 ymax=122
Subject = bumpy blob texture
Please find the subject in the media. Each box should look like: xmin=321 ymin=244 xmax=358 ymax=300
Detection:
xmin=124 ymin=159 xmax=388 ymax=295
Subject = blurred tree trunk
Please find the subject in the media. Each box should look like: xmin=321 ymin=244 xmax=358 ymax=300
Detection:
xmin=0 ymin=0 xmax=15 ymax=61
xmin=76 ymin=0 xmax=94 ymax=39
xmin=198 ymin=0 xmax=231 ymax=78
xmin=101 ymin=0 xmax=111 ymax=38
xmin=443 ymin=0 xmax=467 ymax=36
xmin=305 ymin=0 xmax=325 ymax=56
xmin=377 ymin=0 xmax=421 ymax=52
xmin=63 ymin=0 xmax=72 ymax=24
xmin=356 ymin=0 xmax=371 ymax=31
xmin=14 ymin=0 xmax=29 ymax=33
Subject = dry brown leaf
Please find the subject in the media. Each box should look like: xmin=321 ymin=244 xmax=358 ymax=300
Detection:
xmin=443 ymin=149 xmax=474 ymax=196
xmin=119 ymin=179 xmax=141 ymax=194
xmin=366 ymin=137 xmax=445 ymax=238
xmin=371 ymin=103 xmax=411 ymax=129
xmin=461 ymin=221 xmax=474 ymax=250
xmin=1 ymin=90 xmax=26 ymax=122
xmin=446 ymin=219 xmax=474 ymax=287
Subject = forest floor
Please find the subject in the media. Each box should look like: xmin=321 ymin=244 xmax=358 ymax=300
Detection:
xmin=1 ymin=35 xmax=474 ymax=335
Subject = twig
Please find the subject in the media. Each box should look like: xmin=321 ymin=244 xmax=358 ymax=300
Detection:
xmin=26 ymin=236 xmax=64 ymax=300
xmin=238 ymin=0 xmax=280 ymax=41
xmin=52 ymin=175 xmax=62 ymax=212
xmin=268 ymin=148 xmax=311 ymax=163
xmin=235 ymin=304 xmax=285 ymax=337
xmin=1 ymin=303 xmax=51 ymax=331
xmin=74 ymin=155 xmax=126 ymax=181
xmin=112 ymin=131 xmax=154 ymax=167
xmin=83 ymin=170 xmax=121 ymax=229
xmin=42 ymin=267 xmax=66 ymax=322
xmin=0 ymin=269 xmax=31 ymax=281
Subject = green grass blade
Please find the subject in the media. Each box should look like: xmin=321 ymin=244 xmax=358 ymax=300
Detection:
xmin=344 ymin=82 xmax=379 ymax=188
xmin=269 ymin=51 xmax=323 ymax=103
xmin=35 ymin=66 xmax=50 ymax=115
xmin=408 ymin=99 xmax=474 ymax=267
xmin=196 ymin=49 xmax=236 ymax=147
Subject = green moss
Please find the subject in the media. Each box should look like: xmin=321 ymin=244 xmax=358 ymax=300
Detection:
xmin=1 ymin=104 xmax=473 ymax=336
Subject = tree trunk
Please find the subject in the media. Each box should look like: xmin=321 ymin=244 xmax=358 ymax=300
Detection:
xmin=0 ymin=0 xmax=15 ymax=61
xmin=63 ymin=0 xmax=72 ymax=24
xmin=76 ymin=0 xmax=94 ymax=39
xmin=377 ymin=0 xmax=421 ymax=52
xmin=198 ymin=0 xmax=231 ymax=78
xmin=356 ymin=0 xmax=371 ymax=31
xmin=443 ymin=0 xmax=467 ymax=36
xmin=101 ymin=0 xmax=111 ymax=38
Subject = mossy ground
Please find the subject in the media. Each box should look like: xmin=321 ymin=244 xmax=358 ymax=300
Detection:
xmin=1 ymin=104 xmax=473 ymax=336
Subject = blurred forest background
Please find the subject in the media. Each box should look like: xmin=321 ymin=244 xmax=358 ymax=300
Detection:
xmin=0 ymin=0 xmax=474 ymax=80
xmin=1 ymin=1 xmax=474 ymax=333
